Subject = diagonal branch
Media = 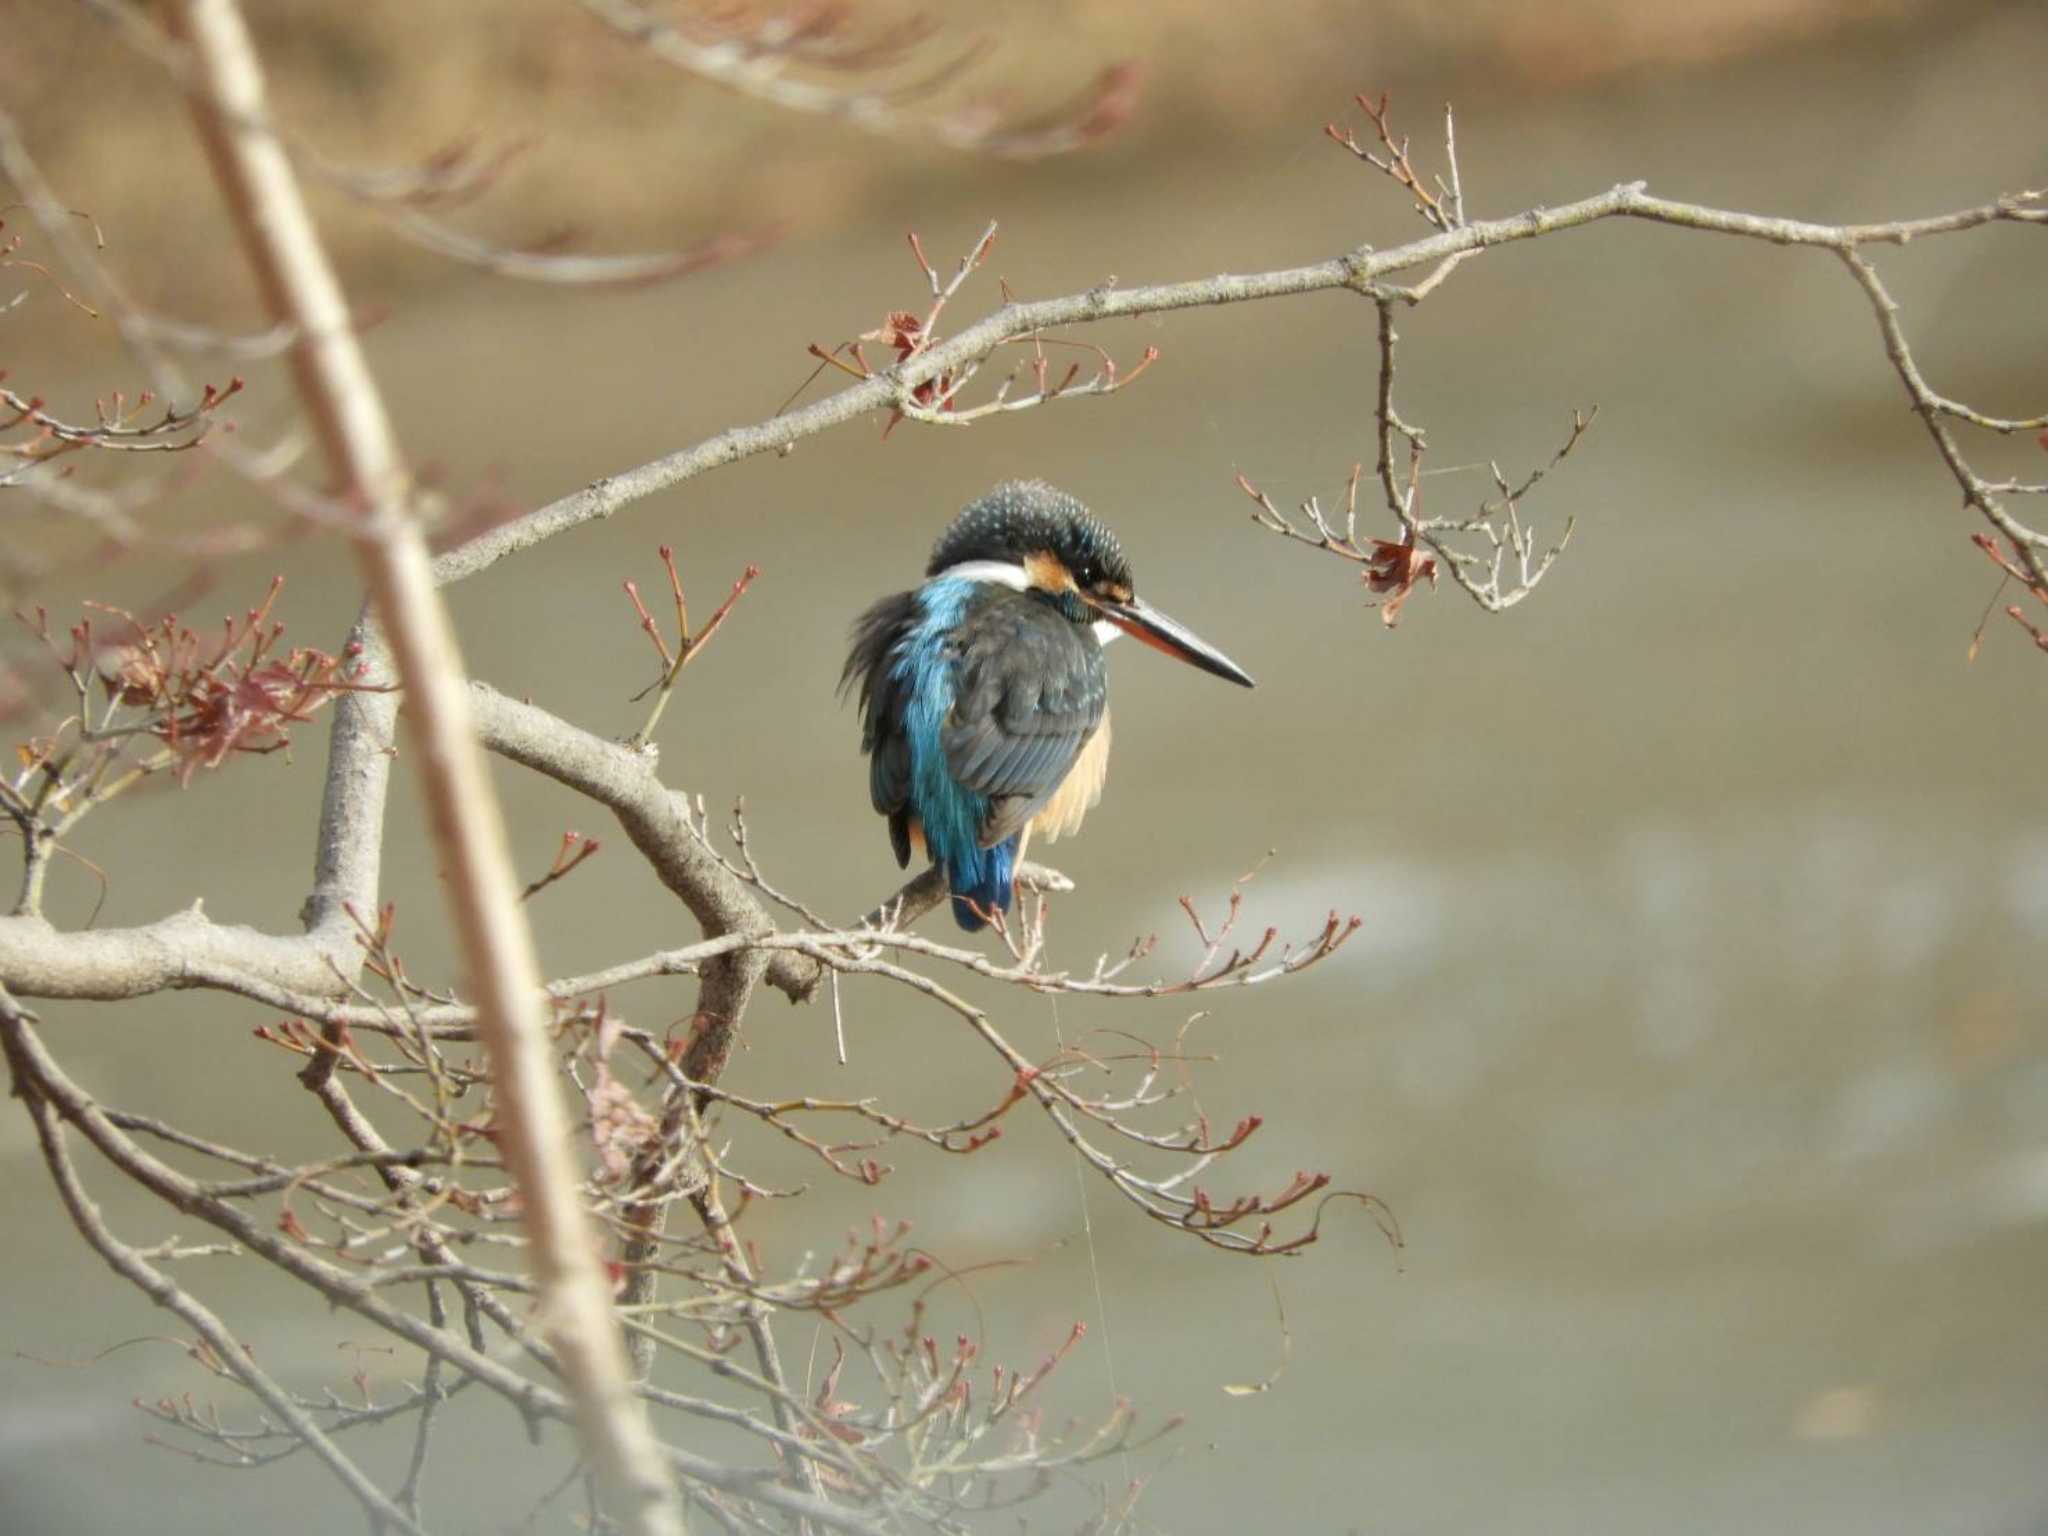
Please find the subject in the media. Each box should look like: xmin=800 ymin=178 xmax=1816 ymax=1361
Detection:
xmin=429 ymin=182 xmax=2044 ymax=590
xmin=159 ymin=2 xmax=683 ymax=1531
xmin=465 ymin=683 xmax=816 ymax=1008
xmin=575 ymin=0 xmax=1139 ymax=159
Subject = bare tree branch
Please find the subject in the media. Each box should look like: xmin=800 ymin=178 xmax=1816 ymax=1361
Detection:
xmin=159 ymin=2 xmax=683 ymax=1530
xmin=431 ymin=181 xmax=2044 ymax=591
xmin=1 ymin=987 xmax=427 ymax=1535
xmin=574 ymin=0 xmax=1140 ymax=159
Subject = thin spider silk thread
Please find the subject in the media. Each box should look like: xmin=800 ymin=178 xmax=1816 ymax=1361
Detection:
xmin=1049 ymin=988 xmax=1134 ymax=1492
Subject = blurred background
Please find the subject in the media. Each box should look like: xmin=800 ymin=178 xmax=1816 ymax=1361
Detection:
xmin=3 ymin=1 xmax=2046 ymax=1531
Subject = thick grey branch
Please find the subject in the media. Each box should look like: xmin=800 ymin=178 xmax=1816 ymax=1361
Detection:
xmin=301 ymin=612 xmax=398 ymax=937
xmin=466 ymin=682 xmax=819 ymax=1007
xmin=0 ymin=907 xmax=358 ymax=1003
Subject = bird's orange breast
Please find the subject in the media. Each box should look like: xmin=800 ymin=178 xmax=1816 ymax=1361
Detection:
xmin=1028 ymin=708 xmax=1111 ymax=843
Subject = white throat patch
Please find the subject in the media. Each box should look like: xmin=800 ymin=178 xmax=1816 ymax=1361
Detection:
xmin=939 ymin=559 xmax=1030 ymax=591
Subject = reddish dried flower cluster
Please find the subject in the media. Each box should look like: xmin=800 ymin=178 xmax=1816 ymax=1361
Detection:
xmin=22 ymin=576 xmax=368 ymax=785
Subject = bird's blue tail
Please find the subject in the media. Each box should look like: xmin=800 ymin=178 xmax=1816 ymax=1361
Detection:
xmin=947 ymin=835 xmax=1019 ymax=931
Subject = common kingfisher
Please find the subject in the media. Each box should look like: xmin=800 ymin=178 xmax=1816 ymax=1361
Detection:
xmin=843 ymin=480 xmax=1255 ymax=931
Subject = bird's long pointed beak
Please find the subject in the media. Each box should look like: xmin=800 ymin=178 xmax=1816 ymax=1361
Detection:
xmin=1091 ymin=595 xmax=1255 ymax=687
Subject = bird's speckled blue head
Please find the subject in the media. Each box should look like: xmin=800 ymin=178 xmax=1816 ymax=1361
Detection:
xmin=927 ymin=481 xmax=1133 ymax=594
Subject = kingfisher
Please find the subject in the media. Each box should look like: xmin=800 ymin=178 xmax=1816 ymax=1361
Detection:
xmin=843 ymin=480 xmax=1255 ymax=931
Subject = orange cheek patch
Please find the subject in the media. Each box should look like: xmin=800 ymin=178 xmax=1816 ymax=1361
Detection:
xmin=1023 ymin=549 xmax=1075 ymax=593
